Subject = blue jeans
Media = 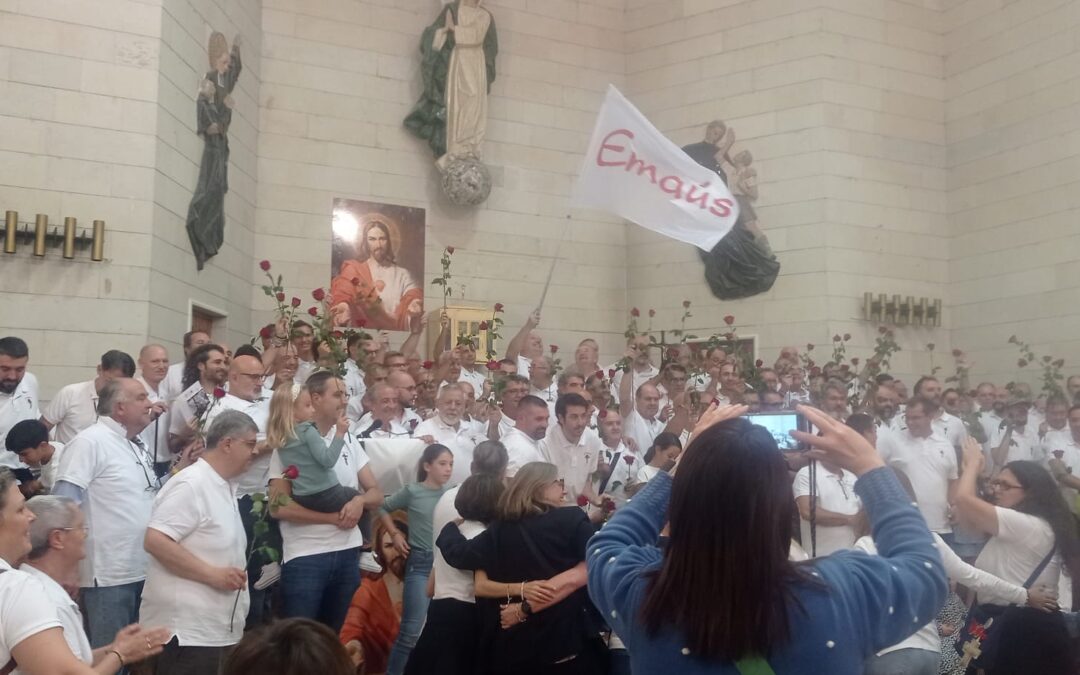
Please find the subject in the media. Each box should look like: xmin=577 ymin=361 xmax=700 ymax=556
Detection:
xmin=864 ymin=648 xmax=939 ymax=675
xmin=386 ymin=548 xmax=434 ymax=675
xmin=280 ymin=547 xmax=360 ymax=632
xmin=82 ymin=581 xmax=143 ymax=649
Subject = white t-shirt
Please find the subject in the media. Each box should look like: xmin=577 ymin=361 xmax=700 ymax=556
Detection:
xmin=42 ymin=380 xmax=99 ymax=444
xmin=793 ymin=465 xmax=861 ymax=557
xmin=975 ymin=507 xmax=1061 ymax=604
xmin=1046 ymin=433 xmax=1080 ymax=507
xmin=933 ymin=412 xmax=968 ymax=449
xmin=598 ymin=442 xmax=639 ymax=507
xmin=141 ymin=458 xmax=248 ymax=647
xmin=204 ymin=394 xmax=271 ymax=497
xmin=159 ymin=362 xmax=185 ymax=404
xmin=16 ymin=563 xmax=91 ymax=669
xmin=295 ymin=359 xmax=316 ymax=386
xmin=136 ymin=376 xmax=172 ymax=464
xmin=622 ymin=408 xmax=665 ymax=459
xmin=56 ymin=417 xmax=158 ymax=587
xmin=413 ymin=416 xmax=484 ymax=486
xmin=0 ymin=372 xmax=40 ymax=468
xmin=529 ymin=381 xmax=557 ymax=404
xmin=353 ymin=409 xmax=423 ymax=439
xmin=38 ymin=442 xmax=64 ymax=491
xmin=853 ymin=536 xmax=939 ymax=656
xmin=636 ymin=464 xmax=663 ymax=484
xmin=270 ymin=429 xmax=368 ymax=563
xmin=457 ymin=368 xmax=486 ymax=399
xmin=540 ymin=424 xmax=602 ymax=504
xmin=0 ymin=557 xmax=63 ymax=668
xmin=501 ymin=428 xmax=544 ymax=478
xmin=879 ymin=429 xmax=958 ymax=533
xmin=991 ymin=424 xmax=1043 ymax=465
xmin=977 ymin=410 xmax=1004 ymax=446
xmin=431 ymin=485 xmax=487 ymax=603
xmin=610 ymin=364 xmax=659 ymax=405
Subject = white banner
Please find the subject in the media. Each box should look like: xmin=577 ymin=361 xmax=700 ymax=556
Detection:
xmin=572 ymin=85 xmax=739 ymax=251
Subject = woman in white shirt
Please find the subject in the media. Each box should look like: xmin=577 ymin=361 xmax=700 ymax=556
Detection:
xmin=953 ymin=438 xmax=1080 ymax=675
xmin=20 ymin=496 xmax=166 ymax=675
xmin=634 ymin=432 xmax=683 ymax=485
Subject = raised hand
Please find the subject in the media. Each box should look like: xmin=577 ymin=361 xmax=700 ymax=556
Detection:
xmin=790 ymin=405 xmax=884 ymax=476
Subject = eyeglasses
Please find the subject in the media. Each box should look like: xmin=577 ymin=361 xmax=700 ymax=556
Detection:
xmin=989 ymin=479 xmax=1023 ymax=491
xmin=551 ymin=478 xmax=565 ymax=487
xmin=59 ymin=526 xmax=90 ymax=534
xmin=238 ymin=373 xmax=266 ymax=381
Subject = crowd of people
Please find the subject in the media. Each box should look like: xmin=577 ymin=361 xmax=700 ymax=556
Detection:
xmin=0 ymin=309 xmax=1078 ymax=675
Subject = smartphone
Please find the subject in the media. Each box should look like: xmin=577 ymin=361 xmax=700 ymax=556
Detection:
xmin=744 ymin=411 xmax=811 ymax=451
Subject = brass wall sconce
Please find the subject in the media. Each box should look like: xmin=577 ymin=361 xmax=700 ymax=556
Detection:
xmin=863 ymin=292 xmax=941 ymax=326
xmin=3 ymin=211 xmax=105 ymax=261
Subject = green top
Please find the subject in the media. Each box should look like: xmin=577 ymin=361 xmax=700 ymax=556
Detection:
xmin=277 ymin=421 xmax=346 ymax=497
xmin=380 ymin=482 xmax=450 ymax=551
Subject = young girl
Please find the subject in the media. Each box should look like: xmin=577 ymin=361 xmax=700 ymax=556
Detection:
xmin=636 ymin=432 xmax=683 ymax=484
xmin=267 ymin=384 xmax=356 ymax=514
xmin=379 ymin=444 xmax=454 ymax=675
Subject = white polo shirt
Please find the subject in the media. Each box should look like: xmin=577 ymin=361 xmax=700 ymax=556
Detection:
xmin=343 ymin=360 xmax=366 ymax=423
xmin=990 ymin=424 xmax=1043 ymax=465
xmin=413 ymin=415 xmax=485 ymax=486
xmin=540 ymin=424 xmax=602 ymax=503
xmin=598 ymin=442 xmax=639 ymax=507
xmin=529 ymin=381 xmax=557 ymax=404
xmin=55 ymin=417 xmax=158 ymax=587
xmin=933 ymin=411 xmax=968 ymax=449
xmin=0 ymin=557 xmax=63 ymax=668
xmin=793 ymin=465 xmax=861 ymax=557
xmin=610 ymin=364 xmax=659 ymax=405
xmin=622 ymin=408 xmax=665 ymax=459
xmin=159 ymin=362 xmax=185 ymax=404
xmin=457 ymin=367 xmax=486 ymax=399
xmin=295 ymin=359 xmax=316 ymax=385
xmin=270 ymin=428 xmax=368 ymax=564
xmin=879 ymin=428 xmax=958 ymax=533
xmin=0 ymin=373 xmax=39 ymax=468
xmin=204 ymin=394 xmax=271 ymax=497
xmin=353 ymin=409 xmax=423 ymax=439
xmin=141 ymin=458 xmax=248 ymax=647
xmin=136 ymin=376 xmax=172 ymax=464
xmin=42 ymin=380 xmax=99 ymax=444
xmin=501 ymin=427 xmax=544 ymax=478
xmin=18 ymin=563 xmax=92 ymax=667
xmin=431 ymin=485 xmax=487 ymax=603
xmin=977 ymin=410 xmax=1004 ymax=445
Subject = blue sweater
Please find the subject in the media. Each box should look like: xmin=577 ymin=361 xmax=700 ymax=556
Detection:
xmin=586 ymin=467 xmax=947 ymax=674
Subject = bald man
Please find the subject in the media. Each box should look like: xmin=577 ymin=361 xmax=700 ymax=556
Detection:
xmin=136 ymin=344 xmax=173 ymax=474
xmin=505 ymin=309 xmax=544 ymax=377
xmin=354 ymin=372 xmax=425 ymax=438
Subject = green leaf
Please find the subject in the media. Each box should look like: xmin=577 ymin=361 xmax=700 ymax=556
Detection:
xmin=253 ymin=521 xmax=269 ymax=539
xmin=250 ymin=500 xmax=264 ymax=516
xmin=264 ymin=547 xmax=281 ymax=563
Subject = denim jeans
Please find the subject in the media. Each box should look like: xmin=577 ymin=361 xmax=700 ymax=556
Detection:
xmin=82 ymin=580 xmax=144 ymax=648
xmin=386 ymin=548 xmax=434 ymax=675
xmin=280 ymin=547 xmax=360 ymax=632
xmin=864 ymin=647 xmax=940 ymax=675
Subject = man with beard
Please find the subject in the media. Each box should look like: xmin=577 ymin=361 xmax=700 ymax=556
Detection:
xmin=912 ymin=376 xmax=968 ymax=450
xmin=990 ymin=393 xmax=1043 ymax=472
xmin=414 ymin=384 xmax=485 ymax=485
xmin=873 ymin=382 xmax=902 ymax=438
xmin=330 ymin=217 xmax=423 ymax=331
xmin=42 ymin=350 xmax=136 ymax=444
xmin=0 ymin=337 xmax=39 ymax=469
xmin=501 ymin=395 xmax=548 ymax=478
xmin=160 ymin=331 xmax=211 ymax=403
xmin=974 ymin=381 xmax=1002 ymax=443
xmin=540 ymin=393 xmax=603 ymax=505
xmin=485 ymin=374 xmax=529 ymax=441
xmin=341 ymin=517 xmax=408 ymax=674
xmin=612 ymin=334 xmax=659 ymax=406
xmin=167 ymin=344 xmax=229 ymax=454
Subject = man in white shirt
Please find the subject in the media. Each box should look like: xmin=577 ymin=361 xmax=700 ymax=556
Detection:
xmin=291 ymin=320 xmax=317 ymax=385
xmin=501 ymin=395 xmax=548 ymax=478
xmin=573 ymin=339 xmax=601 ymax=380
xmin=1039 ymin=395 xmax=1070 ymax=446
xmin=990 ymin=394 xmax=1043 ymax=472
xmin=1047 ymin=404 xmax=1080 ymax=511
xmin=878 ymin=396 xmax=958 ymax=541
xmin=822 ymin=381 xmax=850 ymax=422
xmin=792 ymin=460 xmax=861 ymax=557
xmin=504 ymin=309 xmax=543 ymax=377
xmin=0 ymin=337 xmax=40 ymax=469
xmin=414 ymin=384 xmax=485 ymax=486
xmin=42 ymin=350 xmax=136 ymax=445
xmin=545 ymin=370 xmax=586 ymax=423
xmin=136 ymin=344 xmax=172 ymax=476
xmin=655 ymin=363 xmax=689 ymax=414
xmin=540 ymin=394 xmax=603 ymax=505
xmin=528 ymin=356 xmax=558 ymax=405
xmin=5 ymin=419 xmax=64 ymax=493
xmin=595 ymin=410 xmax=638 ymax=507
xmin=619 ymin=375 xmax=665 ymax=459
xmin=872 ymin=382 xmax=902 ymax=438
xmin=160 ymin=331 xmax=211 ymax=404
xmin=455 ymin=338 xmax=487 ymax=400
xmin=167 ymin=344 xmax=228 ymax=455
xmin=611 ymin=334 xmax=659 ymax=406
xmin=342 ymin=334 xmax=370 ymax=423
xmin=355 ymin=383 xmax=418 ymax=439
xmin=913 ymin=376 xmax=968 ymax=449
xmin=268 ymin=372 xmax=384 ymax=631
xmin=53 ymin=378 xmax=157 ymax=650
xmin=689 ymin=346 xmax=726 ymax=393
xmin=486 ymin=375 xmax=529 ymax=441
xmin=142 ymin=410 xmax=258 ymax=673
xmin=973 ymin=382 xmax=1003 ymax=443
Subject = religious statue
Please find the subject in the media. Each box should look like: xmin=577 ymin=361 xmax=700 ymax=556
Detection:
xmin=404 ymin=0 xmax=498 ymax=205
xmin=330 ymin=214 xmax=424 ymax=331
xmin=682 ymin=120 xmax=780 ymax=300
xmin=185 ymin=32 xmax=242 ymax=271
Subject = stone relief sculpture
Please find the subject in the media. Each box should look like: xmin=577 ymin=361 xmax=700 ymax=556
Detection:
xmin=404 ymin=0 xmax=498 ymax=206
xmin=185 ymin=32 xmax=242 ymax=271
xmin=682 ymin=121 xmax=780 ymax=300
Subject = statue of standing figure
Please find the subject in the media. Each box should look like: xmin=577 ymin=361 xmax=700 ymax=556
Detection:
xmin=185 ymin=32 xmax=242 ymax=271
xmin=404 ymin=0 xmax=498 ymax=203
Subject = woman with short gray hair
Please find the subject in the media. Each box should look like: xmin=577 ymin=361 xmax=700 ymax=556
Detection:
xmin=19 ymin=495 xmax=167 ymax=674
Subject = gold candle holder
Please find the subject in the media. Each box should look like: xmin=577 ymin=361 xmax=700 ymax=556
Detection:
xmin=33 ymin=214 xmax=48 ymax=257
xmin=3 ymin=211 xmax=15 ymax=254
xmin=63 ymin=217 xmax=76 ymax=259
xmin=91 ymin=220 xmax=105 ymax=261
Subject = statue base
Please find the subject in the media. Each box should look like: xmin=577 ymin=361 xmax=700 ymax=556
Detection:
xmin=440 ymin=157 xmax=492 ymax=207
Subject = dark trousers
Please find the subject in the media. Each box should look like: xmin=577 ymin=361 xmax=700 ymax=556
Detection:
xmin=280 ymin=547 xmax=360 ymax=632
xmin=237 ymin=494 xmax=281 ymax=629
xmin=153 ymin=637 xmax=230 ymax=675
xmin=405 ymin=598 xmax=479 ymax=675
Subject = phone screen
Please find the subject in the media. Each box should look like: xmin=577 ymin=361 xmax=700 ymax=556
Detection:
xmin=744 ymin=412 xmax=810 ymax=451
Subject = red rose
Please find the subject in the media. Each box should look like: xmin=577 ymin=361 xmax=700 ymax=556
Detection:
xmin=422 ymin=360 xmax=434 ymax=370
xmin=810 ymin=366 xmax=822 ymax=376
xmin=331 ymin=330 xmax=344 ymax=339
xmin=283 ymin=465 xmax=300 ymax=480
xmin=806 ymin=343 xmax=815 ymax=351
xmin=602 ymin=498 xmax=616 ymax=513
xmin=259 ymin=326 xmax=272 ymax=339
xmin=275 ymin=292 xmax=285 ymax=302
xmin=595 ymin=370 xmax=604 ymax=380
xmin=926 ymin=343 xmax=936 ymax=351
xmin=356 ymin=319 xmax=367 ymax=328
xmin=608 ymin=368 xmax=616 ymax=379
xmin=682 ymin=300 xmax=691 ymax=308
xmin=755 ymin=359 xmax=764 ymax=367
xmin=576 ymin=494 xmax=589 ymax=507
xmin=668 ymin=347 xmax=679 ymax=359
xmin=952 ymin=349 xmax=963 ymax=357
xmin=259 ymin=260 xmax=271 ymax=271
xmin=446 ymin=245 xmax=455 ymax=254
xmin=648 ymin=309 xmax=656 ymax=318
xmin=479 ymin=321 xmax=488 ymax=330
xmin=832 ymin=334 xmax=841 ymax=342
xmin=308 ymin=307 xmax=318 ymax=317
xmin=291 ymin=297 xmax=301 ymax=308
xmin=840 ymin=364 xmax=850 ymax=372
xmin=723 ymin=315 xmax=735 ymax=325
xmin=630 ymin=308 xmax=640 ymax=317
xmin=843 ymin=333 xmax=851 ymax=341
xmin=312 ymin=288 xmax=326 ymax=302
xmin=550 ymin=345 xmax=559 ymax=354
xmin=213 ymin=387 xmax=226 ymax=399
xmin=851 ymin=357 xmax=860 ymax=366
xmin=494 ymin=303 xmax=504 ymax=312
xmin=623 ymin=455 xmax=634 ymax=465
xmin=486 ymin=360 xmax=499 ymax=371
xmin=598 ymin=408 xmax=608 ymax=420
